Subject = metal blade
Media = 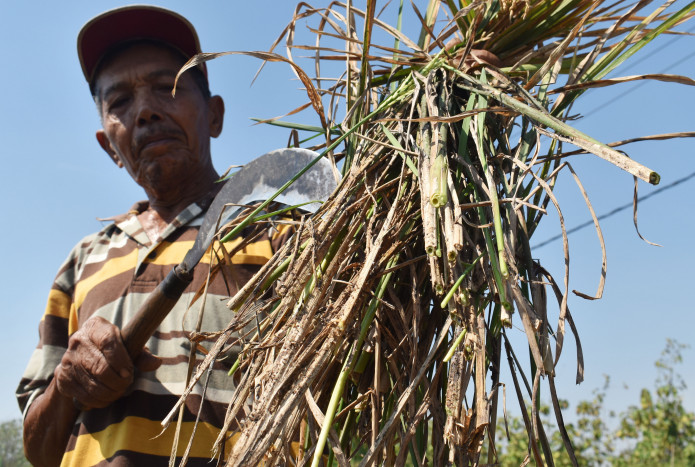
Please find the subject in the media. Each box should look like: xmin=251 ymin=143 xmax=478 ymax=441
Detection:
xmin=181 ymin=148 xmax=336 ymax=271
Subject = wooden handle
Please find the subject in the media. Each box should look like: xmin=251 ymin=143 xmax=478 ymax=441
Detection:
xmin=121 ymin=265 xmax=193 ymax=358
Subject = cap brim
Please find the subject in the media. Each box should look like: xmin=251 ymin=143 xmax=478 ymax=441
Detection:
xmin=78 ymin=5 xmax=205 ymax=83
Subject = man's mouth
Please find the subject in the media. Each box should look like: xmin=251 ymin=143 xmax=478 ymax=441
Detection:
xmin=136 ymin=132 xmax=182 ymax=155
xmin=142 ymin=137 xmax=176 ymax=151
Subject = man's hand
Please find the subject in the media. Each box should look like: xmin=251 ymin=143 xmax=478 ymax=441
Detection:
xmin=54 ymin=316 xmax=161 ymax=410
xmin=24 ymin=316 xmax=162 ymax=466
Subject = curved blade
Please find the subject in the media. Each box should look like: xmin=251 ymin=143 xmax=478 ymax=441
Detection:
xmin=181 ymin=148 xmax=337 ymax=272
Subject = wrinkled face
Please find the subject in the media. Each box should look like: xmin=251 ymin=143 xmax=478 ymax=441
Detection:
xmin=94 ymin=43 xmax=223 ymax=197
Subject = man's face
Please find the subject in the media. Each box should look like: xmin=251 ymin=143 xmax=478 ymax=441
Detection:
xmin=94 ymin=43 xmax=223 ymax=198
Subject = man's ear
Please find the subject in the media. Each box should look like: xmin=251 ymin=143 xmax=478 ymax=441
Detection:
xmin=208 ymin=95 xmax=225 ymax=138
xmin=96 ymin=130 xmax=123 ymax=167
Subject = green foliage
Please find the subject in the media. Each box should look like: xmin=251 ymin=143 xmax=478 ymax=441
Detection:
xmin=0 ymin=419 xmax=30 ymax=467
xmin=612 ymin=340 xmax=695 ymax=466
xmin=494 ymin=340 xmax=695 ymax=466
xmin=492 ymin=389 xmax=614 ymax=466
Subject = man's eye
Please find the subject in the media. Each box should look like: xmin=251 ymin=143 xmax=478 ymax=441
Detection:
xmin=108 ymin=97 xmax=129 ymax=111
xmin=156 ymin=83 xmax=175 ymax=93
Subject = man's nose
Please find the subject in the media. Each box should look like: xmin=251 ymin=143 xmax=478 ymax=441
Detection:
xmin=134 ymin=94 xmax=162 ymax=125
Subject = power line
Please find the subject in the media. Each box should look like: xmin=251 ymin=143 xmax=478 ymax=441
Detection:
xmin=618 ymin=25 xmax=695 ymax=75
xmin=531 ymin=21 xmax=695 ymax=248
xmin=581 ymin=22 xmax=695 ymax=118
xmin=582 ymin=47 xmax=695 ymax=117
xmin=532 ymin=170 xmax=695 ymax=249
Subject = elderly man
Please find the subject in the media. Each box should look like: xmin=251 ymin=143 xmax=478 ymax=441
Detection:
xmin=16 ymin=6 xmax=291 ymax=466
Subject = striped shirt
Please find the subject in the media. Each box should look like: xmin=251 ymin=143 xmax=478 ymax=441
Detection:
xmin=17 ymin=199 xmax=292 ymax=466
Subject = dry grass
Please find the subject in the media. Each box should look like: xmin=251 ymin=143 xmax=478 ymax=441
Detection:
xmin=171 ymin=1 xmax=695 ymax=465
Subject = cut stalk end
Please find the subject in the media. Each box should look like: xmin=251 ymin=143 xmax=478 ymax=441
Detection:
xmin=430 ymin=192 xmax=447 ymax=207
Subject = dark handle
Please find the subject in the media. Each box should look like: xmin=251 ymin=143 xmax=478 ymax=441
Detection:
xmin=121 ymin=265 xmax=193 ymax=358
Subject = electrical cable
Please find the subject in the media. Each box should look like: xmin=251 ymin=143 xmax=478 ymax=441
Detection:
xmin=532 ymin=170 xmax=695 ymax=248
xmin=581 ymin=21 xmax=695 ymax=118
xmin=532 ymin=14 xmax=695 ymax=248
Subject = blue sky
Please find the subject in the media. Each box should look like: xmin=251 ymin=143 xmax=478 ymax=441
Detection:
xmin=1 ymin=0 xmax=693 ymax=430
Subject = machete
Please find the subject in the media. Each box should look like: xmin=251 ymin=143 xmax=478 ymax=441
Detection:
xmin=120 ymin=147 xmax=336 ymax=358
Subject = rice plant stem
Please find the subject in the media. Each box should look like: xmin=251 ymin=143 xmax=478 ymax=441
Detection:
xmin=219 ymin=82 xmax=414 ymax=247
xmin=475 ymin=72 xmax=508 ymax=281
xmin=443 ymin=327 xmax=468 ymax=363
xmin=295 ymin=227 xmax=347 ymax=319
xmin=250 ymin=118 xmax=341 ymax=135
xmin=337 ymin=409 xmax=356 ymax=454
xmin=389 ymin=0 xmax=405 ymax=94
xmin=580 ymin=1 xmax=695 ymax=100
xmin=226 ymin=357 xmax=240 ymax=377
xmin=380 ymin=124 xmax=419 ymax=176
xmin=445 ymin=64 xmax=660 ymax=184
xmin=249 ymin=201 xmax=322 ymax=223
xmin=455 ymin=96 xmax=509 ymax=309
xmin=440 ymin=252 xmax=485 ymax=309
xmin=311 ymin=254 xmax=399 ymax=467
xmin=417 ymin=0 xmax=440 ymax=50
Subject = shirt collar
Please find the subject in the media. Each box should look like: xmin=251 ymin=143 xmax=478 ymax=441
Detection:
xmin=109 ymin=199 xmax=207 ymax=247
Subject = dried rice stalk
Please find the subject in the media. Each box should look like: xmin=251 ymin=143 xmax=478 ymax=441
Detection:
xmin=170 ymin=1 xmax=695 ymax=465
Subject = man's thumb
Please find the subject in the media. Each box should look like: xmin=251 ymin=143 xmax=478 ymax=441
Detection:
xmin=135 ymin=347 xmax=162 ymax=372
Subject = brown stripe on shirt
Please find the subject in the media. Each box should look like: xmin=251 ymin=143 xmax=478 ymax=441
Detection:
xmin=17 ymin=201 xmax=295 ymax=464
xmin=67 ymin=390 xmax=236 ymax=436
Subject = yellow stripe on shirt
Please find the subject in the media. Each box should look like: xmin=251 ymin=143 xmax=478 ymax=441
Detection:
xmin=213 ymin=237 xmax=274 ymax=265
xmin=73 ymin=236 xmax=275 ymax=312
xmin=60 ymin=416 xmax=237 ymax=466
xmin=144 ymin=240 xmax=193 ymax=265
xmin=146 ymin=238 xmax=274 ymax=266
xmin=41 ymin=289 xmax=72 ymax=320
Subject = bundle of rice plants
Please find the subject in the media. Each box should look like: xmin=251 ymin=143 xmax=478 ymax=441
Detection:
xmin=170 ymin=1 xmax=695 ymax=465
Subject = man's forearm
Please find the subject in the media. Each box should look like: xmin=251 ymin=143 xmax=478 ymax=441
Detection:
xmin=24 ymin=378 xmax=79 ymax=467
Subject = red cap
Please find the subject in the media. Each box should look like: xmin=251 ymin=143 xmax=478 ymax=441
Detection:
xmin=78 ymin=5 xmax=206 ymax=84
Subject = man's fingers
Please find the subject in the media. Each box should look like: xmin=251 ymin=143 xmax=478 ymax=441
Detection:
xmin=64 ymin=344 xmax=125 ymax=399
xmin=81 ymin=318 xmax=134 ymax=391
xmin=55 ymin=316 xmax=136 ymax=408
xmin=86 ymin=317 xmax=134 ymax=374
xmin=82 ymin=345 xmax=132 ymax=393
xmin=56 ymin=360 xmax=120 ymax=410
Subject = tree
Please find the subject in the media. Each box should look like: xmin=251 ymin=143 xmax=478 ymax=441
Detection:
xmin=613 ymin=339 xmax=695 ymax=466
xmin=0 ymin=419 xmax=30 ymax=467
xmin=494 ymin=340 xmax=695 ymax=466
xmin=559 ymin=377 xmax=616 ymax=465
xmin=493 ymin=385 xmax=614 ymax=466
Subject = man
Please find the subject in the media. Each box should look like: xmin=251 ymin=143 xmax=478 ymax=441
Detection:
xmin=16 ymin=6 xmax=291 ymax=465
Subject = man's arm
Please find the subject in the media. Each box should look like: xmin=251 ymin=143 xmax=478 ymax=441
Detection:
xmin=23 ymin=316 xmax=161 ymax=466
xmin=23 ymin=377 xmax=79 ymax=467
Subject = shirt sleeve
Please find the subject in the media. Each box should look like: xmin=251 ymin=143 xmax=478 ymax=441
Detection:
xmin=15 ymin=235 xmax=93 ymax=417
